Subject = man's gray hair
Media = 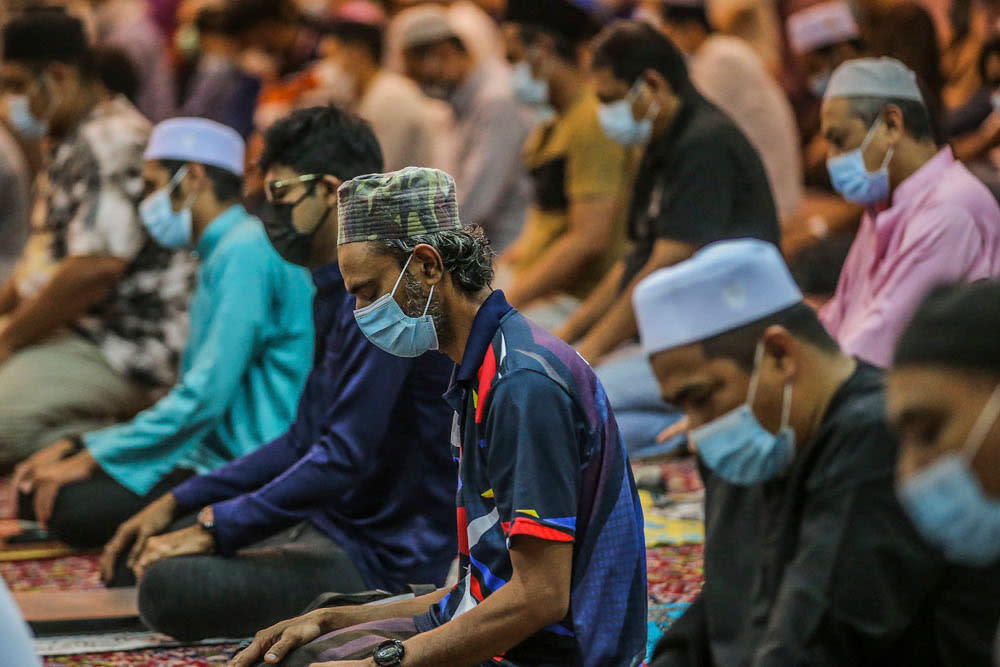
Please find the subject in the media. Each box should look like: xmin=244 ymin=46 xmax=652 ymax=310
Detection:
xmin=374 ymin=225 xmax=495 ymax=295
xmin=846 ymin=95 xmax=934 ymax=142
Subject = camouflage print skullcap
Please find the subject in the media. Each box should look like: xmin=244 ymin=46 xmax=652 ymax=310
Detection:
xmin=337 ymin=167 xmax=462 ymax=245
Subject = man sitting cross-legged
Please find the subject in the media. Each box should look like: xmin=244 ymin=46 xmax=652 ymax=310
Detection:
xmin=98 ymin=108 xmax=458 ymax=641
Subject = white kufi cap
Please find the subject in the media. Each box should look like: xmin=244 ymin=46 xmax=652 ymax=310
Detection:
xmin=633 ymin=239 xmax=802 ymax=355
xmin=824 ymin=56 xmax=924 ymax=102
xmin=144 ymin=117 xmax=245 ymax=176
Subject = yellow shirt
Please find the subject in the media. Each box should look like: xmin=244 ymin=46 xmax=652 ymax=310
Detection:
xmin=514 ymin=89 xmax=638 ymax=299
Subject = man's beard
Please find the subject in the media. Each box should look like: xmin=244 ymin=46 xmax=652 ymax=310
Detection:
xmin=403 ymin=273 xmax=453 ymax=350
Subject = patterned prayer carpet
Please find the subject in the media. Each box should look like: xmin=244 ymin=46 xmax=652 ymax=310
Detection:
xmin=0 ymin=459 xmax=706 ymax=665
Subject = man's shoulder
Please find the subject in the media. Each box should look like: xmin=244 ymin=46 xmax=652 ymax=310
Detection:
xmin=76 ymin=98 xmax=150 ymax=172
xmin=489 ymin=312 xmax=594 ymax=399
xmin=809 ymin=367 xmax=897 ymax=486
xmin=661 ymin=101 xmax=746 ymax=159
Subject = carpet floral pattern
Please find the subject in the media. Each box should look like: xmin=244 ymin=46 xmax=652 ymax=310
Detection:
xmin=0 ymin=458 xmax=706 ymax=665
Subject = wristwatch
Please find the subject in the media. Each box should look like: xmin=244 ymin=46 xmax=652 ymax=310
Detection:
xmin=197 ymin=506 xmax=217 ymax=550
xmin=372 ymin=639 xmax=405 ymax=666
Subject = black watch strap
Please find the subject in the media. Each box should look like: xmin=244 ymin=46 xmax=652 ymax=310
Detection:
xmin=372 ymin=639 xmax=405 ymax=666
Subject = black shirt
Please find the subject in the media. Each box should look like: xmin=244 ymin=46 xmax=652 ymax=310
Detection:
xmin=653 ymin=363 xmax=1000 ymax=667
xmin=622 ymin=92 xmax=780 ymax=285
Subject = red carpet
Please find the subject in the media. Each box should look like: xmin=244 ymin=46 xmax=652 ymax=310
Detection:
xmin=0 ymin=462 xmax=706 ymax=665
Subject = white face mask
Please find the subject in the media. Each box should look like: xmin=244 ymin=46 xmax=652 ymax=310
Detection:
xmin=598 ymin=80 xmax=660 ymax=146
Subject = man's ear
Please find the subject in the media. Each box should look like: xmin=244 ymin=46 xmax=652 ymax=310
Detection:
xmin=185 ymin=163 xmax=210 ymax=196
xmin=762 ymin=325 xmax=798 ymax=381
xmin=321 ymin=175 xmax=341 ymax=207
xmin=642 ymin=68 xmax=672 ymax=98
xmin=411 ymin=243 xmax=445 ymax=286
xmin=882 ymin=104 xmax=906 ymax=146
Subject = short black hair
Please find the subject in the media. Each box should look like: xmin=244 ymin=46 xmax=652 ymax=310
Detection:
xmin=2 ymin=8 xmax=95 ymax=77
xmin=227 ymin=0 xmax=297 ymax=33
xmin=591 ymin=20 xmax=691 ymax=94
xmin=406 ymin=35 xmax=467 ymax=57
xmin=93 ymin=47 xmax=139 ymax=103
xmin=518 ymin=24 xmax=576 ymax=62
xmin=661 ymin=5 xmax=711 ymax=34
xmin=325 ymin=20 xmax=384 ymax=64
xmin=701 ymin=302 xmax=840 ymax=371
xmin=160 ymin=159 xmax=243 ymax=203
xmin=196 ymin=7 xmax=239 ymax=36
xmin=847 ymin=95 xmax=935 ymax=142
xmin=895 ymin=280 xmax=1000 ymax=373
xmin=259 ymin=105 xmax=384 ymax=180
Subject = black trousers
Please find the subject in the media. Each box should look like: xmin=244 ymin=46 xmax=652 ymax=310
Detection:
xmin=18 ymin=467 xmax=194 ymax=550
xmin=130 ymin=520 xmax=367 ymax=640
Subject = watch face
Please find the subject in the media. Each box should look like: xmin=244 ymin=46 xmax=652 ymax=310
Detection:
xmin=374 ymin=640 xmax=404 ymax=664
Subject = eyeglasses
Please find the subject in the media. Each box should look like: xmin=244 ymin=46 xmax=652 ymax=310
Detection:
xmin=264 ymin=174 xmax=341 ymax=204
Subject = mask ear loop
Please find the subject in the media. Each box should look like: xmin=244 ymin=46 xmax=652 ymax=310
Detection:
xmin=962 ymin=381 xmax=1000 ymax=463
xmin=746 ymin=341 xmax=766 ymax=408
xmin=860 ymin=118 xmax=894 ymax=173
xmin=389 ymin=253 xmax=415 ymax=298
xmin=422 ymin=285 xmax=436 ymax=317
xmin=780 ymin=382 xmax=793 ymax=431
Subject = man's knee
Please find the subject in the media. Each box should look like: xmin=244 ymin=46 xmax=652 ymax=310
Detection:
xmin=138 ymin=559 xmax=194 ymax=639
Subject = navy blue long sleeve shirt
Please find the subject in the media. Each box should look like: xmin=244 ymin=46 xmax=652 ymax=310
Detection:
xmin=171 ymin=262 xmax=457 ymax=591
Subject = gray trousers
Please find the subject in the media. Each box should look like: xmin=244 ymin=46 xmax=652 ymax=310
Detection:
xmin=133 ymin=520 xmax=367 ymax=641
xmin=0 ymin=332 xmax=151 ymax=468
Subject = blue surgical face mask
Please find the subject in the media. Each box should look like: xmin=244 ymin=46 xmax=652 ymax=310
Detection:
xmin=897 ymin=382 xmax=1000 ymax=567
xmin=599 ymin=80 xmax=660 ymax=147
xmin=689 ymin=343 xmax=796 ymax=485
xmin=139 ymin=166 xmax=195 ymax=249
xmin=354 ymin=253 xmax=439 ymax=358
xmin=826 ymin=118 xmax=894 ymax=205
xmin=512 ymin=61 xmax=549 ymax=107
xmin=5 ymin=94 xmax=48 ymax=139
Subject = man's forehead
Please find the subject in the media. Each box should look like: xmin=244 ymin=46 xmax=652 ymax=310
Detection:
xmin=340 ymin=243 xmax=393 ymax=288
xmin=590 ymin=65 xmax=629 ymax=102
xmin=650 ymin=343 xmax=714 ymax=387
xmin=263 ymin=164 xmax=303 ymax=182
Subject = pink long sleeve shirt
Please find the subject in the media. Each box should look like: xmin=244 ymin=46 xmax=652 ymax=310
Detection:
xmin=820 ymin=147 xmax=1000 ymax=367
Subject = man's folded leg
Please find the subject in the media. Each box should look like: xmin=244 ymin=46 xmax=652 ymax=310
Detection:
xmin=18 ymin=467 xmax=193 ymax=550
xmin=137 ymin=522 xmax=367 ymax=641
xmin=0 ymin=333 xmax=151 ymax=469
xmin=262 ymin=617 xmax=422 ymax=667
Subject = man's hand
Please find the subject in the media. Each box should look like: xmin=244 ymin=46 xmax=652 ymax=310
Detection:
xmin=311 ymin=661 xmax=371 ymax=666
xmin=100 ymin=493 xmax=179 ymax=582
xmin=656 ymin=415 xmax=690 ymax=444
xmin=229 ymin=608 xmax=340 ymax=667
xmin=130 ymin=524 xmax=215 ymax=579
xmin=32 ymin=449 xmax=98 ymax=528
xmin=9 ymin=439 xmax=76 ymax=513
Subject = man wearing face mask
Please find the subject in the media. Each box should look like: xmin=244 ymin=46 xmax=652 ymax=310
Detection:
xmin=649 ymin=0 xmax=802 ymax=219
xmin=557 ymin=20 xmax=779 ymax=452
xmin=14 ymin=117 xmax=314 ymax=552
xmin=0 ymin=11 xmax=196 ymax=468
xmin=498 ymin=0 xmax=638 ymax=331
xmin=306 ymin=2 xmax=441 ymax=172
xmin=230 ymin=166 xmax=646 ymax=667
xmin=889 ymin=282 xmax=1000 ymax=664
xmin=634 ymin=239 xmax=1000 ymax=666
xmin=98 ymin=107 xmax=457 ymax=641
xmin=819 ymin=57 xmax=1000 ymax=369
xmin=396 ymin=4 xmax=532 ymax=252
